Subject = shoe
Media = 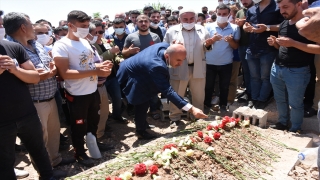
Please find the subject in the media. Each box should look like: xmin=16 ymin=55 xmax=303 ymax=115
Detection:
xmin=289 ymin=129 xmax=303 ymax=134
xmin=255 ymin=100 xmax=268 ymax=109
xmin=15 ymin=144 xmax=28 ymax=153
xmin=269 ymin=122 xmax=288 ymax=131
xmin=219 ymin=105 xmax=227 ymax=112
xmin=150 ymin=112 xmax=161 ymax=120
xmin=60 ymin=133 xmax=69 ymax=142
xmin=136 ymin=130 xmax=157 ymax=140
xmin=59 ymin=142 xmax=70 ymax=151
xmin=211 ymin=96 xmax=219 ymax=105
xmin=304 ymin=107 xmax=317 ymax=118
xmin=75 ymin=153 xmax=94 ymax=167
xmin=247 ymin=100 xmax=254 ymax=108
xmin=97 ymin=142 xmax=114 ymax=151
xmin=15 ymin=168 xmax=29 ymax=179
xmin=52 ymin=169 xmax=67 ymax=178
xmin=170 ymin=121 xmax=181 ymax=128
xmin=53 ymin=157 xmax=76 ymax=168
xmin=113 ymin=116 xmax=129 ymax=124
xmin=146 ymin=123 xmax=156 ymax=129
xmin=237 ymin=93 xmax=249 ymax=103
xmin=212 ymin=105 xmax=220 ymax=111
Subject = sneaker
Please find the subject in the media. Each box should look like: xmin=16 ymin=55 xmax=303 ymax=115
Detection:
xmin=237 ymin=93 xmax=249 ymax=103
xmin=75 ymin=153 xmax=94 ymax=167
xmin=97 ymin=142 xmax=114 ymax=151
xmin=269 ymin=122 xmax=288 ymax=131
xmin=211 ymin=96 xmax=220 ymax=105
xmin=53 ymin=158 xmax=76 ymax=168
xmin=113 ymin=116 xmax=129 ymax=124
xmin=15 ymin=168 xmax=29 ymax=179
xmin=136 ymin=130 xmax=157 ymax=140
xmin=304 ymin=107 xmax=317 ymax=118
xmin=247 ymin=100 xmax=254 ymax=108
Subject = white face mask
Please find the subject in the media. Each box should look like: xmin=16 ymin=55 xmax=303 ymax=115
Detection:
xmin=88 ymin=35 xmax=98 ymax=44
xmin=114 ymin=28 xmax=125 ymax=35
xmin=36 ymin=34 xmax=51 ymax=46
xmin=160 ymin=11 xmax=166 ymax=15
xmin=48 ymin=30 xmax=52 ymax=36
xmin=150 ymin=22 xmax=159 ymax=28
xmin=60 ymin=36 xmax=65 ymax=39
xmin=182 ymin=22 xmax=195 ymax=30
xmin=197 ymin=22 xmax=202 ymax=25
xmin=173 ymin=15 xmax=179 ymax=18
xmin=0 ymin=28 xmax=5 ymax=40
xmin=253 ymin=0 xmax=262 ymax=3
xmin=223 ymin=0 xmax=229 ymax=4
xmin=72 ymin=25 xmax=89 ymax=39
xmin=217 ymin=16 xmax=229 ymax=24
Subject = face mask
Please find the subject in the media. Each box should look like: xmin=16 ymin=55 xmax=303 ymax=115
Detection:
xmin=72 ymin=24 xmax=89 ymax=39
xmin=88 ymin=35 xmax=98 ymax=44
xmin=219 ymin=1 xmax=223 ymax=5
xmin=202 ymin=11 xmax=208 ymax=14
xmin=173 ymin=15 xmax=179 ymax=18
xmin=223 ymin=0 xmax=229 ymax=4
xmin=182 ymin=22 xmax=195 ymax=30
xmin=0 ymin=28 xmax=5 ymax=40
xmin=36 ymin=34 xmax=51 ymax=46
xmin=104 ymin=18 xmax=109 ymax=21
xmin=114 ymin=28 xmax=125 ymax=35
xmin=217 ymin=16 xmax=229 ymax=24
xmin=161 ymin=11 xmax=166 ymax=15
xmin=197 ymin=22 xmax=202 ymax=25
xmin=60 ymin=36 xmax=65 ymax=39
xmin=48 ymin=30 xmax=52 ymax=36
xmin=253 ymin=0 xmax=262 ymax=3
xmin=150 ymin=22 xmax=159 ymax=28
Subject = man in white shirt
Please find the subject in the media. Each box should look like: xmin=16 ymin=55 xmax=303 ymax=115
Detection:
xmin=52 ymin=10 xmax=113 ymax=167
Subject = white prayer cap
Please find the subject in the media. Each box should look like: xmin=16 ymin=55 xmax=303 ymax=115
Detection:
xmin=179 ymin=9 xmax=196 ymax=16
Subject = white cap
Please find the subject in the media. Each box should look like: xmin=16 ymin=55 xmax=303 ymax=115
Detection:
xmin=179 ymin=9 xmax=196 ymax=16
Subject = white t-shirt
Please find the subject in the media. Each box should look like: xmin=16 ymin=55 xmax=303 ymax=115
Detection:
xmin=52 ymin=37 xmax=97 ymax=95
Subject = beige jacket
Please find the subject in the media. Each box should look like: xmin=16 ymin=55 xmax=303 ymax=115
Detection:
xmin=163 ymin=24 xmax=211 ymax=81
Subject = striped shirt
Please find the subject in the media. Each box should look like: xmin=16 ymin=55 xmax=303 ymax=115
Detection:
xmin=6 ymin=36 xmax=57 ymax=101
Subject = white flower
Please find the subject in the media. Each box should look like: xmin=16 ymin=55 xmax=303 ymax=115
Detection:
xmin=186 ymin=139 xmax=192 ymax=146
xmin=208 ymin=131 xmax=213 ymax=138
xmin=161 ymin=149 xmax=172 ymax=160
xmin=227 ymin=121 xmax=236 ymax=128
xmin=163 ymin=159 xmax=170 ymax=168
xmin=119 ymin=171 xmax=132 ymax=180
xmin=185 ymin=149 xmax=194 ymax=156
xmin=178 ymin=140 xmax=184 ymax=147
xmin=206 ymin=147 xmax=215 ymax=153
xmin=242 ymin=120 xmax=250 ymax=127
xmin=192 ymin=169 xmax=198 ymax=175
xmin=184 ymin=135 xmax=190 ymax=143
xmin=153 ymin=151 xmax=161 ymax=159
xmin=172 ymin=137 xmax=177 ymax=142
xmin=170 ymin=147 xmax=179 ymax=155
xmin=143 ymin=160 xmax=154 ymax=167
xmin=153 ymin=175 xmax=162 ymax=180
xmin=210 ymin=121 xmax=219 ymax=127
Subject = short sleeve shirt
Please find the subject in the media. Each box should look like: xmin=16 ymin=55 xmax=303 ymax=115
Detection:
xmin=124 ymin=31 xmax=161 ymax=53
xmin=52 ymin=37 xmax=98 ymax=95
xmin=0 ymin=40 xmax=37 ymax=124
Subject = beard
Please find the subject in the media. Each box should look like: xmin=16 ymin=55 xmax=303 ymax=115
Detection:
xmin=282 ymin=9 xmax=297 ymax=20
xmin=138 ymin=26 xmax=149 ymax=32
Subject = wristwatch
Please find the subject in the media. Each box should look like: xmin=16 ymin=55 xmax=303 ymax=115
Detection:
xmin=266 ymin=25 xmax=270 ymax=31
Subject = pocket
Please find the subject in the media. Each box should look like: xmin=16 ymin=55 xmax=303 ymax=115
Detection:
xmin=288 ymin=66 xmax=310 ymax=74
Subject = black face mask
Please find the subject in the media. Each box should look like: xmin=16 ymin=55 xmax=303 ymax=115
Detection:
xmin=202 ymin=10 xmax=208 ymax=14
xmin=166 ymin=14 xmax=170 ymax=17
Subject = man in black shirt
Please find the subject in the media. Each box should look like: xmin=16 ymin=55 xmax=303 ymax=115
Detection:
xmin=0 ymin=40 xmax=55 ymax=179
xmin=268 ymin=0 xmax=320 ymax=132
xmin=149 ymin=10 xmax=167 ymax=41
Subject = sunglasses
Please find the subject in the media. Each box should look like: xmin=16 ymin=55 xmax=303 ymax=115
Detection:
xmin=96 ymin=30 xmax=104 ymax=35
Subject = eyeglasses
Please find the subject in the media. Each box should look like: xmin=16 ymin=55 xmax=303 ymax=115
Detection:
xmin=96 ymin=30 xmax=104 ymax=35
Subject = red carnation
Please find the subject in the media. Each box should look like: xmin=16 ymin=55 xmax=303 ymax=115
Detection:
xmin=149 ymin=165 xmax=158 ymax=175
xmin=204 ymin=136 xmax=212 ymax=144
xmin=207 ymin=124 xmax=213 ymax=130
xmin=218 ymin=123 xmax=225 ymax=129
xmin=235 ymin=118 xmax=240 ymax=124
xmin=105 ymin=177 xmax=111 ymax=180
xmin=163 ymin=143 xmax=177 ymax=150
xmin=197 ymin=131 xmax=203 ymax=138
xmin=213 ymin=126 xmax=219 ymax=130
xmin=134 ymin=163 xmax=147 ymax=176
xmin=115 ymin=177 xmax=122 ymax=180
xmin=214 ymin=132 xmax=221 ymax=140
xmin=190 ymin=137 xmax=196 ymax=143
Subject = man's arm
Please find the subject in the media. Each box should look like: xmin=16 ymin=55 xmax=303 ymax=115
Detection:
xmin=291 ymin=41 xmax=320 ymax=54
xmin=54 ymin=57 xmax=112 ymax=79
xmin=0 ymin=56 xmax=40 ymax=84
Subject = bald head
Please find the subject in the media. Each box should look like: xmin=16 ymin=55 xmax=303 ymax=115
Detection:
xmin=115 ymin=12 xmax=126 ymax=19
xmin=165 ymin=44 xmax=186 ymax=68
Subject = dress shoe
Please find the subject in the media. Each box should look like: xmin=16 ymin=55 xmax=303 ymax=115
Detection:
xmin=113 ymin=116 xmax=129 ymax=124
xmin=97 ymin=142 xmax=114 ymax=151
xmin=136 ymin=130 xmax=157 ymax=140
xmin=15 ymin=168 xmax=29 ymax=179
xmin=269 ymin=122 xmax=288 ymax=131
xmin=304 ymin=107 xmax=317 ymax=118
xmin=53 ymin=157 xmax=76 ymax=168
xmin=75 ymin=153 xmax=94 ymax=167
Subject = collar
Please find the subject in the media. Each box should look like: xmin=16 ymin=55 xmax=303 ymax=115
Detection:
xmin=6 ymin=35 xmax=36 ymax=48
xmin=213 ymin=22 xmax=232 ymax=30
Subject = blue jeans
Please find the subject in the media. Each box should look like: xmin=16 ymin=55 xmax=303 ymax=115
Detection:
xmin=105 ymin=77 xmax=122 ymax=118
xmin=270 ymin=63 xmax=310 ymax=131
xmin=238 ymin=46 xmax=251 ymax=95
xmin=246 ymin=51 xmax=277 ymax=101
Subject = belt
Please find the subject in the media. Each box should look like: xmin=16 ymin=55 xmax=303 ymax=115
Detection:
xmin=97 ymin=84 xmax=104 ymax=87
xmin=188 ymin=63 xmax=194 ymax=66
xmin=33 ymin=97 xmax=54 ymax=103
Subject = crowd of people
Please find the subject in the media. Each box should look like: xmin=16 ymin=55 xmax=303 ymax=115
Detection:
xmin=1 ymin=0 xmax=320 ymax=179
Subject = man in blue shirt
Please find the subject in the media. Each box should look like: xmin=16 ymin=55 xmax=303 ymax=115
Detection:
xmin=204 ymin=4 xmax=240 ymax=111
xmin=243 ymin=0 xmax=284 ymax=109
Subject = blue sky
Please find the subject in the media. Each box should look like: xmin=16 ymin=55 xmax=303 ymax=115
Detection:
xmin=0 ymin=0 xmax=219 ymax=27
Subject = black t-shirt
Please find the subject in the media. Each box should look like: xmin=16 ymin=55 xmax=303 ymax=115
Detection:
xmin=275 ymin=20 xmax=315 ymax=67
xmin=150 ymin=27 xmax=164 ymax=42
xmin=0 ymin=40 xmax=37 ymax=125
